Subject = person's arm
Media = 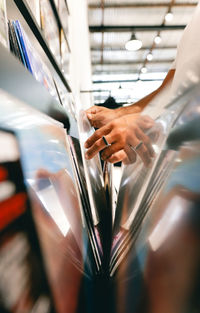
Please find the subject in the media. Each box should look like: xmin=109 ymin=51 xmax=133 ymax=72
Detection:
xmin=86 ymin=69 xmax=175 ymax=128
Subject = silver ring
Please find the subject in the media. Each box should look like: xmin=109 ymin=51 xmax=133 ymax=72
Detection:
xmin=102 ymin=136 xmax=111 ymax=147
xmin=129 ymin=141 xmax=143 ymax=152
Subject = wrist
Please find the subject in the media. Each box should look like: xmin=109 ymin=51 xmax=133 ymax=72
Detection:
xmin=130 ymin=105 xmax=143 ymax=113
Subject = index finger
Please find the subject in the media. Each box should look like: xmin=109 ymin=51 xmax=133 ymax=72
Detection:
xmin=84 ymin=124 xmax=111 ymax=148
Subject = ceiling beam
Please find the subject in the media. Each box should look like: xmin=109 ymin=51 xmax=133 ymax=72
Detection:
xmin=89 ymin=2 xmax=198 ymax=9
xmin=92 ymin=59 xmax=174 ymax=65
xmin=93 ymin=69 xmax=168 ymax=75
xmin=92 ymin=78 xmax=164 ymax=84
xmin=89 ymin=25 xmax=186 ymax=32
xmin=91 ymin=45 xmax=177 ymax=51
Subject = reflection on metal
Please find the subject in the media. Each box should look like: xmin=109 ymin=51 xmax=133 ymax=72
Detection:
xmin=148 ymin=195 xmax=188 ymax=251
xmin=1 ymin=83 xmax=200 ymax=312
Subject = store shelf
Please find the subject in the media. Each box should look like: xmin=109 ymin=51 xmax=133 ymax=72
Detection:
xmin=12 ymin=0 xmax=71 ymax=92
xmin=49 ymin=0 xmax=71 ymax=52
xmin=63 ymin=0 xmax=70 ymax=15
xmin=0 ymin=42 xmax=68 ymax=120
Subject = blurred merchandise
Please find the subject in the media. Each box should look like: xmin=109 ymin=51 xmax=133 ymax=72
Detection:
xmin=0 ymin=128 xmax=55 ymax=313
xmin=25 ymin=0 xmax=41 ymax=27
xmin=58 ymin=0 xmax=69 ymax=36
xmin=8 ymin=20 xmax=56 ymax=97
xmin=60 ymin=28 xmax=69 ymax=80
xmin=40 ymin=0 xmax=61 ymax=65
xmin=0 ymin=0 xmax=8 ymax=48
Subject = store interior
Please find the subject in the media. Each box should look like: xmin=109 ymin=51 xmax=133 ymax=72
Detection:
xmin=0 ymin=1 xmax=200 ymax=313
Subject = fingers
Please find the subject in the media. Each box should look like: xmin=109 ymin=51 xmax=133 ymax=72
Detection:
xmin=106 ymin=150 xmax=127 ymax=164
xmin=86 ymin=106 xmax=108 ymax=128
xmin=86 ymin=106 xmax=100 ymax=127
xmin=85 ymin=124 xmax=111 ymax=149
xmin=135 ymin=142 xmax=152 ymax=167
xmin=84 ymin=114 xmax=156 ymax=166
xmin=136 ymin=128 xmax=155 ymax=158
xmin=87 ymin=113 xmax=104 ymax=128
xmin=129 ymin=139 xmax=153 ymax=167
xmin=86 ymin=106 xmax=100 ymax=115
xmin=86 ymin=113 xmax=98 ymax=128
xmin=85 ymin=133 xmax=113 ymax=160
xmin=101 ymin=142 xmax=124 ymax=161
xmin=122 ymin=156 xmax=132 ymax=165
xmin=136 ymin=115 xmax=155 ymax=131
xmin=104 ymin=147 xmax=137 ymax=165
xmin=124 ymin=145 xmax=137 ymax=164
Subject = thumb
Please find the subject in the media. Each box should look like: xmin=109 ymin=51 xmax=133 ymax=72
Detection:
xmin=86 ymin=106 xmax=99 ymax=114
xmin=87 ymin=113 xmax=93 ymax=120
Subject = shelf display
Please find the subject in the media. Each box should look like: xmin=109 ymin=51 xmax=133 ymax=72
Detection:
xmin=40 ymin=0 xmax=61 ymax=65
xmin=60 ymin=28 xmax=69 ymax=79
xmin=109 ymin=84 xmax=200 ymax=313
xmin=0 ymin=0 xmax=8 ymax=48
xmin=77 ymin=110 xmax=112 ymax=267
xmin=8 ymin=19 xmax=56 ymax=97
xmin=54 ymin=0 xmax=59 ymax=9
xmin=0 ymin=48 xmax=200 ymax=313
xmin=0 ymin=89 xmax=102 ymax=312
xmin=1 ymin=0 xmax=200 ymax=312
xmin=0 ymin=128 xmax=55 ymax=313
xmin=58 ymin=0 xmax=69 ymax=36
xmin=25 ymin=0 xmax=40 ymax=27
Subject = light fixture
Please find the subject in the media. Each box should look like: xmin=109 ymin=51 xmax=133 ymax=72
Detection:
xmin=165 ymin=10 xmax=173 ymax=22
xmin=141 ymin=66 xmax=147 ymax=74
xmin=154 ymin=34 xmax=161 ymax=44
xmin=147 ymin=52 xmax=153 ymax=61
xmin=125 ymin=33 xmax=142 ymax=51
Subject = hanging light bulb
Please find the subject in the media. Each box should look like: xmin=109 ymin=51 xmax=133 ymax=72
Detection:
xmin=147 ymin=52 xmax=153 ymax=61
xmin=125 ymin=33 xmax=142 ymax=51
xmin=141 ymin=66 xmax=147 ymax=74
xmin=165 ymin=10 xmax=173 ymax=22
xmin=154 ymin=34 xmax=162 ymax=44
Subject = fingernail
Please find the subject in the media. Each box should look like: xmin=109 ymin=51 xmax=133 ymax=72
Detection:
xmin=84 ymin=142 xmax=89 ymax=148
xmin=87 ymin=113 xmax=92 ymax=119
xmin=85 ymin=153 xmax=89 ymax=160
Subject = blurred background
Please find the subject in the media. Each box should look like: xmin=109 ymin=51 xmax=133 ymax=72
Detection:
xmin=85 ymin=0 xmax=197 ymax=105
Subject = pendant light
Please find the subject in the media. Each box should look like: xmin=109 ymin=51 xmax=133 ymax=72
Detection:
xmin=125 ymin=33 xmax=142 ymax=51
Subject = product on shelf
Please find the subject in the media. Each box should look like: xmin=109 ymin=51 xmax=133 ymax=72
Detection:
xmin=60 ymin=28 xmax=69 ymax=79
xmin=54 ymin=0 xmax=59 ymax=9
xmin=25 ymin=0 xmax=41 ymax=27
xmin=0 ymin=128 xmax=55 ymax=313
xmin=8 ymin=20 xmax=27 ymax=66
xmin=0 ymin=0 xmax=8 ymax=48
xmin=40 ymin=0 xmax=61 ymax=65
xmin=59 ymin=0 xmax=69 ymax=36
xmin=0 ymin=89 xmax=103 ymax=310
xmin=8 ymin=20 xmax=56 ymax=97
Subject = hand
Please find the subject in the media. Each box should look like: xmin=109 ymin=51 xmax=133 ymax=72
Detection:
xmin=84 ymin=114 xmax=155 ymax=166
xmin=86 ymin=106 xmax=121 ymax=128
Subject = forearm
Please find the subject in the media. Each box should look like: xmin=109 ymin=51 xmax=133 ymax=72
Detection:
xmin=115 ymin=69 xmax=175 ymax=117
xmin=115 ymin=89 xmax=160 ymax=116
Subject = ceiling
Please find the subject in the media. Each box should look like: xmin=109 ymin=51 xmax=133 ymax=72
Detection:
xmin=87 ymin=0 xmax=198 ymax=104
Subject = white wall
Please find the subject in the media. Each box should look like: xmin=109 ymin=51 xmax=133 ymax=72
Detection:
xmin=68 ymin=0 xmax=93 ymax=109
